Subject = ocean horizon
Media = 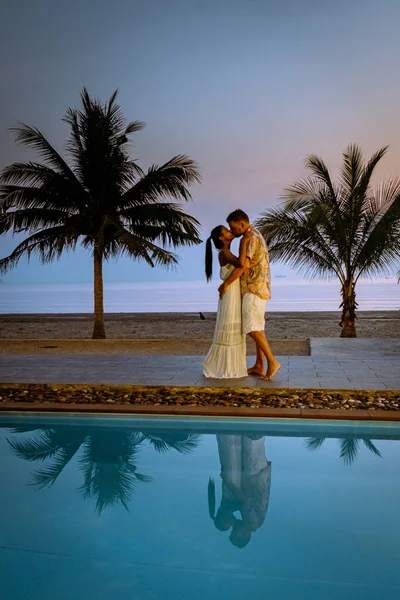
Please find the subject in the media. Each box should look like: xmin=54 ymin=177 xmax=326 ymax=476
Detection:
xmin=0 ymin=277 xmax=398 ymax=314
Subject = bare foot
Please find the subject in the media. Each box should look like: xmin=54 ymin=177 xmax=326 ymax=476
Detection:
xmin=248 ymin=366 xmax=264 ymax=377
xmin=262 ymin=360 xmax=281 ymax=381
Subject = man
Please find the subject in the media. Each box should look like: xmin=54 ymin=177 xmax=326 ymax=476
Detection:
xmin=218 ymin=209 xmax=280 ymax=381
xmin=209 ymin=433 xmax=271 ymax=549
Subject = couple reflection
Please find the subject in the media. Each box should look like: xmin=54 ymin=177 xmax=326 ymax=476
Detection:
xmin=209 ymin=434 xmax=271 ymax=548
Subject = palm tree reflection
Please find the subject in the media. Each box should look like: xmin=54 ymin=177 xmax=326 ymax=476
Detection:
xmin=208 ymin=434 xmax=271 ymax=548
xmin=7 ymin=425 xmax=200 ymax=514
xmin=304 ymin=436 xmax=382 ymax=465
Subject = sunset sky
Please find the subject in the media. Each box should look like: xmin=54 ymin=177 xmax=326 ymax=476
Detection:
xmin=1 ymin=0 xmax=400 ymax=283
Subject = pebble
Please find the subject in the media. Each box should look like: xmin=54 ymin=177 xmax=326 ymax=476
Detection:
xmin=0 ymin=386 xmax=398 ymax=412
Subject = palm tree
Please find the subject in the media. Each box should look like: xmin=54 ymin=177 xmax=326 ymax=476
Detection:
xmin=7 ymin=425 xmax=201 ymax=514
xmin=0 ymin=89 xmax=202 ymax=338
xmin=256 ymin=145 xmax=400 ymax=336
xmin=304 ymin=436 xmax=382 ymax=465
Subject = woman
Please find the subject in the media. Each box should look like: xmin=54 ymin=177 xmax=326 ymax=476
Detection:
xmin=207 ymin=434 xmax=271 ymax=548
xmin=203 ymin=225 xmax=247 ymax=378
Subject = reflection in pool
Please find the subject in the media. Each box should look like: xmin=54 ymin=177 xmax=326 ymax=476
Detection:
xmin=208 ymin=434 xmax=271 ymax=548
xmin=7 ymin=424 xmax=200 ymax=514
xmin=0 ymin=415 xmax=399 ymax=600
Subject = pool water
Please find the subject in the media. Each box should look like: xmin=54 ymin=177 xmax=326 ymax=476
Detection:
xmin=0 ymin=414 xmax=399 ymax=600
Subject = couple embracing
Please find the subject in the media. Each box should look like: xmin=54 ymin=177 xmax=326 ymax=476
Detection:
xmin=203 ymin=209 xmax=280 ymax=381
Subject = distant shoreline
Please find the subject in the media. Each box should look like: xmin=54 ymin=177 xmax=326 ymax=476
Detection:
xmin=1 ymin=279 xmax=398 ymax=314
xmin=0 ymin=311 xmax=398 ymax=340
xmin=0 ymin=310 xmax=399 ymax=318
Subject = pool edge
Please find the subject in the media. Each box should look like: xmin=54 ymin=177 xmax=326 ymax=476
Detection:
xmin=1 ymin=401 xmax=400 ymax=422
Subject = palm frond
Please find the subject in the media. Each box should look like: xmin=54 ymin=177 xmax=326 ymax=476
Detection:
xmin=0 ymin=226 xmax=78 ymax=275
xmin=125 ymin=120 xmax=146 ymax=135
xmin=339 ymin=144 xmax=365 ymax=192
xmin=304 ymin=437 xmax=326 ymax=451
xmin=146 ymin=433 xmax=201 ymax=454
xmin=1 ymin=162 xmax=61 ymax=187
xmin=362 ymin=439 xmax=382 ymax=458
xmin=304 ymin=154 xmax=339 ymax=207
xmin=105 ymin=223 xmax=180 ymax=267
xmin=145 ymin=438 xmax=172 ymax=454
xmin=7 ymin=431 xmax=62 ymax=461
xmin=339 ymin=438 xmax=360 ymax=465
xmin=120 ymin=155 xmax=201 ymax=207
xmin=0 ymin=207 xmax=73 ymax=235
xmin=7 ymin=428 xmax=85 ymax=488
xmin=119 ymin=202 xmax=201 ymax=247
xmin=356 ymin=146 xmax=389 ymax=202
xmin=0 ymin=164 xmax=88 ymax=213
xmin=9 ymin=123 xmax=80 ymax=185
xmin=7 ymin=426 xmax=44 ymax=433
xmin=30 ymin=453 xmax=76 ymax=489
xmin=280 ymin=177 xmax=326 ymax=211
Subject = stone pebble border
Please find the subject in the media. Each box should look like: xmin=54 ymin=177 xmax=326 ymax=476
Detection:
xmin=0 ymin=383 xmax=399 ymax=421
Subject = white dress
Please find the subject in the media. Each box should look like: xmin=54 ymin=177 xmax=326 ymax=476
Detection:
xmin=203 ymin=264 xmax=247 ymax=378
xmin=216 ymin=435 xmax=271 ymax=531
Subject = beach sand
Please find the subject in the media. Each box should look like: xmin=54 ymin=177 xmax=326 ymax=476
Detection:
xmin=0 ymin=311 xmax=398 ymax=357
xmin=0 ymin=311 xmax=399 ymax=339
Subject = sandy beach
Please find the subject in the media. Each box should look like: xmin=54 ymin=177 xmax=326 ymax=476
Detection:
xmin=0 ymin=311 xmax=398 ymax=343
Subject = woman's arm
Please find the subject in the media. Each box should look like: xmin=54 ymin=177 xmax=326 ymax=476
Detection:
xmin=218 ymin=262 xmax=249 ymax=298
xmin=219 ymin=247 xmax=240 ymax=267
xmin=218 ymin=236 xmax=251 ymax=298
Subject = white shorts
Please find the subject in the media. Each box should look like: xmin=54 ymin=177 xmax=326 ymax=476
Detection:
xmin=242 ymin=293 xmax=267 ymax=335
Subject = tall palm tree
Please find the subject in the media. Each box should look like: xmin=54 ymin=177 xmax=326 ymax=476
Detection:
xmin=304 ymin=436 xmax=382 ymax=465
xmin=7 ymin=425 xmax=201 ymax=514
xmin=0 ymin=89 xmax=202 ymax=338
xmin=256 ymin=145 xmax=400 ymax=336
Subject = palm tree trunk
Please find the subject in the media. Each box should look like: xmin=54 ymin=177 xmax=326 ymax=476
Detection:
xmin=92 ymin=241 xmax=106 ymax=339
xmin=339 ymin=280 xmax=357 ymax=338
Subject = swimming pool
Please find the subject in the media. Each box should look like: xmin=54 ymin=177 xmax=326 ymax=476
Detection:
xmin=0 ymin=414 xmax=399 ymax=599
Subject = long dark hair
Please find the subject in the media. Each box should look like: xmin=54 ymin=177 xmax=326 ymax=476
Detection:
xmin=205 ymin=225 xmax=225 ymax=281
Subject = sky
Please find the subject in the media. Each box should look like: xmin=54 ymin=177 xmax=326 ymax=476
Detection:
xmin=1 ymin=0 xmax=400 ymax=283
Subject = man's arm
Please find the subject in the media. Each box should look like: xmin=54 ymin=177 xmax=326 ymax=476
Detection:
xmin=237 ymin=232 xmax=252 ymax=267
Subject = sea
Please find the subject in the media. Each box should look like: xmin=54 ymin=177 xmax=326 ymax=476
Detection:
xmin=0 ymin=277 xmax=398 ymax=313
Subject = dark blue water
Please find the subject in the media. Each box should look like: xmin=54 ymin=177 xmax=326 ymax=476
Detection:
xmin=0 ymin=414 xmax=399 ymax=599
xmin=1 ymin=278 xmax=398 ymax=312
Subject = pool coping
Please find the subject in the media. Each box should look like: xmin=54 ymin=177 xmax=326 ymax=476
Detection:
xmin=1 ymin=401 xmax=400 ymax=421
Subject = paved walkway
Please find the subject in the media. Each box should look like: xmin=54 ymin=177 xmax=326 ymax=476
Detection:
xmin=0 ymin=339 xmax=399 ymax=390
